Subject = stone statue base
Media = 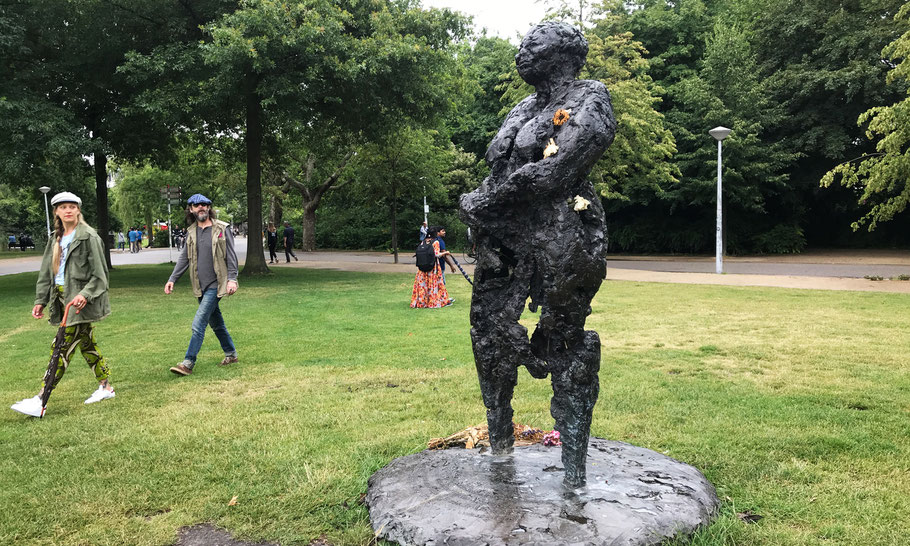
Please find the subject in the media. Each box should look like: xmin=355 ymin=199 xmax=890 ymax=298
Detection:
xmin=366 ymin=438 xmax=718 ymax=545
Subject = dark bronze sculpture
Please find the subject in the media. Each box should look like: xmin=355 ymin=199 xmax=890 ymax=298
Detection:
xmin=459 ymin=22 xmax=616 ymax=488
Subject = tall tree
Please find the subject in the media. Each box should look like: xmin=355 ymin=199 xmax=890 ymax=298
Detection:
xmin=126 ymin=0 xmax=470 ymax=275
xmin=821 ymin=2 xmax=910 ymax=232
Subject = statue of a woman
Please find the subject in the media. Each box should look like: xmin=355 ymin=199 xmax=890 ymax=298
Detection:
xmin=459 ymin=22 xmax=616 ymax=487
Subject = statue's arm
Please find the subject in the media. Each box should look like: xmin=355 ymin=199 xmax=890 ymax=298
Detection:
xmin=460 ymin=98 xmax=535 ymax=225
xmin=513 ymin=82 xmax=616 ymax=196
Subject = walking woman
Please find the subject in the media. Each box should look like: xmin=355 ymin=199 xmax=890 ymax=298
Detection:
xmin=266 ymin=223 xmax=278 ymax=264
xmin=10 ymin=192 xmax=114 ymax=418
xmin=410 ymin=227 xmax=453 ymax=308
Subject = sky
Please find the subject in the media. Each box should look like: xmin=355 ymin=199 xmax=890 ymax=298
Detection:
xmin=420 ymin=0 xmax=550 ymax=42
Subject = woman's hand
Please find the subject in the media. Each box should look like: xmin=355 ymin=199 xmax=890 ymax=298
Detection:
xmin=226 ymin=280 xmax=238 ymax=295
xmin=32 ymin=305 xmax=44 ymax=319
xmin=70 ymin=294 xmax=88 ymax=313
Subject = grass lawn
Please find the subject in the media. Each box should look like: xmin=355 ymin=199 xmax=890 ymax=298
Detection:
xmin=1 ymin=266 xmax=908 ymax=545
xmin=0 ymin=249 xmax=43 ymax=260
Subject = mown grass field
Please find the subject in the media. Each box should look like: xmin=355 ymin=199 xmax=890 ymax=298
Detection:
xmin=1 ymin=265 xmax=908 ymax=545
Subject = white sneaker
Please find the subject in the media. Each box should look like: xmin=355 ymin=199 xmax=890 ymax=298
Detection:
xmin=11 ymin=395 xmax=45 ymax=418
xmin=84 ymin=386 xmax=115 ymax=405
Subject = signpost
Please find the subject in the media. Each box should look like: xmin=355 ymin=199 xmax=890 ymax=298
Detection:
xmin=160 ymin=186 xmax=182 ymax=262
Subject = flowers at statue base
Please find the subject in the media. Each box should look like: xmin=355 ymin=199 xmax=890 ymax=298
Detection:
xmin=553 ymin=108 xmax=571 ymax=126
xmin=543 ymin=138 xmax=559 ymax=158
xmin=573 ymin=195 xmax=591 ymax=211
xmin=542 ymin=430 xmax=561 ymax=446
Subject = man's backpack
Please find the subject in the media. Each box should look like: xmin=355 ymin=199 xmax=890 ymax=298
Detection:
xmin=415 ymin=241 xmax=436 ymax=272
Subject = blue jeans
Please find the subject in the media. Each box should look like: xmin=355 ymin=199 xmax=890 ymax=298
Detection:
xmin=184 ymin=287 xmax=236 ymax=366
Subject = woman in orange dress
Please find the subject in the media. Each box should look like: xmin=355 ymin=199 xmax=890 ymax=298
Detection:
xmin=411 ymin=228 xmax=453 ymax=308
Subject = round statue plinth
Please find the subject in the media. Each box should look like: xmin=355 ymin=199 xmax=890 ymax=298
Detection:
xmin=366 ymin=438 xmax=718 ymax=545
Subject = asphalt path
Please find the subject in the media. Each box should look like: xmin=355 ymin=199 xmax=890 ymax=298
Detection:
xmin=606 ymin=258 xmax=910 ymax=278
xmin=3 ymin=239 xmax=910 ymax=293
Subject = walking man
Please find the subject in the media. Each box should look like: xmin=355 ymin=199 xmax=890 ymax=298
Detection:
xmin=127 ymin=228 xmax=136 ymax=253
xmin=164 ymin=194 xmax=239 ymax=376
xmin=283 ymin=221 xmax=298 ymax=262
xmin=435 ymin=226 xmax=455 ymax=285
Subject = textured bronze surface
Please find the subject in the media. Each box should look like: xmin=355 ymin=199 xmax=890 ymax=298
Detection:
xmin=459 ymin=22 xmax=617 ymax=488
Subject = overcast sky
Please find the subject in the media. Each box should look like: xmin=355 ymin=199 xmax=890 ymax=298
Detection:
xmin=420 ymin=0 xmax=550 ymax=42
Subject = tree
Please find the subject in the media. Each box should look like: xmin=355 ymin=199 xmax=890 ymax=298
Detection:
xmin=125 ymin=0 xmax=470 ymax=275
xmin=264 ymin=129 xmax=358 ymax=252
xmin=353 ymin=127 xmax=451 ymax=262
xmin=0 ymin=0 xmax=228 ymax=267
xmin=447 ymin=36 xmax=517 ymax=159
xmin=821 ymin=2 xmax=910 ymax=232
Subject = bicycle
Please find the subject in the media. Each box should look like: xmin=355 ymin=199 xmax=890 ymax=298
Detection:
xmin=462 ymin=227 xmax=477 ymax=265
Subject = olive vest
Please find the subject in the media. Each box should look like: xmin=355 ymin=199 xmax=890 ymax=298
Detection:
xmin=185 ymin=219 xmax=231 ymax=298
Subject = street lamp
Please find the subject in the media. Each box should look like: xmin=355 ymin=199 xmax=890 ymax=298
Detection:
xmin=709 ymin=126 xmax=731 ymax=274
xmin=419 ymin=176 xmax=428 ymax=224
xmin=39 ymin=186 xmax=51 ymax=238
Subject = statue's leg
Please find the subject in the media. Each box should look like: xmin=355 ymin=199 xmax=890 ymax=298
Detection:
xmin=531 ymin=239 xmax=605 ymax=487
xmin=549 ymin=329 xmax=601 ymax=487
xmin=471 ymin=326 xmax=518 ymax=454
xmin=470 ymin=258 xmax=535 ymax=454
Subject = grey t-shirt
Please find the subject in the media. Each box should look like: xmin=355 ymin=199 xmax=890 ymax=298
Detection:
xmin=196 ymin=225 xmax=217 ymax=292
xmin=168 ymin=223 xmax=238 ymax=291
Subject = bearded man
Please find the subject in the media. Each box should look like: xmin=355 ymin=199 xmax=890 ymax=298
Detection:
xmin=164 ymin=194 xmax=239 ymax=375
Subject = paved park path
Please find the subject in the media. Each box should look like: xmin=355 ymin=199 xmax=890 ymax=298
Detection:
xmin=3 ymin=238 xmax=910 ymax=293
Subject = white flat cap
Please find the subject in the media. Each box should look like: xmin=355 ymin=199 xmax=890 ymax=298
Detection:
xmin=50 ymin=192 xmax=82 ymax=207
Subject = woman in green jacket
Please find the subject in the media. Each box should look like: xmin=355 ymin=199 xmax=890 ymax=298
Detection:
xmin=10 ymin=192 xmax=114 ymax=418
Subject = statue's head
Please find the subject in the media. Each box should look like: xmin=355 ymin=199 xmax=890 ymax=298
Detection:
xmin=516 ymin=22 xmax=588 ymax=86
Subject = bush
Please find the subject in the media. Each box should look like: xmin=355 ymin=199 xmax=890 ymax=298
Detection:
xmin=751 ymin=224 xmax=806 ymax=254
xmin=152 ymin=229 xmax=170 ymax=248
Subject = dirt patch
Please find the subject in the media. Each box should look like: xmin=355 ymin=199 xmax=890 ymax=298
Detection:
xmin=176 ymin=524 xmax=279 ymax=546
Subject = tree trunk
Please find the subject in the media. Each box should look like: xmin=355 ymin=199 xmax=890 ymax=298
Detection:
xmin=268 ymin=191 xmax=283 ymax=228
xmin=93 ymin=151 xmax=113 ymax=269
xmin=241 ymin=85 xmax=269 ymax=275
xmin=391 ymin=177 xmax=398 ymax=263
xmin=302 ymin=203 xmax=317 ymax=252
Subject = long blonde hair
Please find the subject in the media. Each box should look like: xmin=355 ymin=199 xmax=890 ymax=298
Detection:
xmin=51 ymin=207 xmax=89 ymax=274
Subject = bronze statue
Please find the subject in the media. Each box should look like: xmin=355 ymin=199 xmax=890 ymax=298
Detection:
xmin=459 ymin=22 xmax=616 ymax=487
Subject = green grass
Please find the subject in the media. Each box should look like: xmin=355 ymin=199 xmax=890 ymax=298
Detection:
xmin=0 ymin=249 xmax=42 ymax=259
xmin=1 ymin=266 xmax=909 ymax=545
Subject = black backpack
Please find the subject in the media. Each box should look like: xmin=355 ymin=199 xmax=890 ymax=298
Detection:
xmin=415 ymin=241 xmax=436 ymax=272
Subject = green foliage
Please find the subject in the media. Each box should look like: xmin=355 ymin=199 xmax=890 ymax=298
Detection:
xmin=152 ymin=228 xmax=171 ymax=248
xmin=821 ymin=0 xmax=910 ymax=231
xmin=447 ymin=36 xmax=517 ymax=158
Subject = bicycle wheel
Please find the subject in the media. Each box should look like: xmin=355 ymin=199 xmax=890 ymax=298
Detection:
xmin=462 ymin=249 xmax=476 ymax=265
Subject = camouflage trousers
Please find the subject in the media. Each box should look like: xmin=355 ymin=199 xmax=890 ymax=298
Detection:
xmin=39 ymin=323 xmax=110 ymax=397
xmin=38 ymin=289 xmax=110 ymax=397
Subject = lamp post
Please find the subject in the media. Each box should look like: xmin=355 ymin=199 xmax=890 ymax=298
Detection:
xmin=709 ymin=126 xmax=731 ymax=274
xmin=419 ymin=176 xmax=428 ymax=224
xmin=39 ymin=186 xmax=51 ymax=238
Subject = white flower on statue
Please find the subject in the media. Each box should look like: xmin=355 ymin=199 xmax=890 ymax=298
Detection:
xmin=573 ymin=195 xmax=591 ymax=211
xmin=543 ymin=138 xmax=559 ymax=158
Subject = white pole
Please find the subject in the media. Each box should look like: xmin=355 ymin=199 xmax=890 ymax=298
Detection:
xmin=167 ymin=200 xmax=173 ymax=263
xmin=39 ymin=186 xmax=51 ymax=238
xmin=43 ymin=193 xmax=51 ymax=238
xmin=716 ymin=139 xmax=723 ymax=274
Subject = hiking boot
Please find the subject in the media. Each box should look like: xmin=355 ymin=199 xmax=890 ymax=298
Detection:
xmin=84 ymin=385 xmax=115 ymax=404
xmin=11 ymin=395 xmax=44 ymax=418
xmin=219 ymin=355 xmax=239 ymax=366
xmin=169 ymin=361 xmax=194 ymax=376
